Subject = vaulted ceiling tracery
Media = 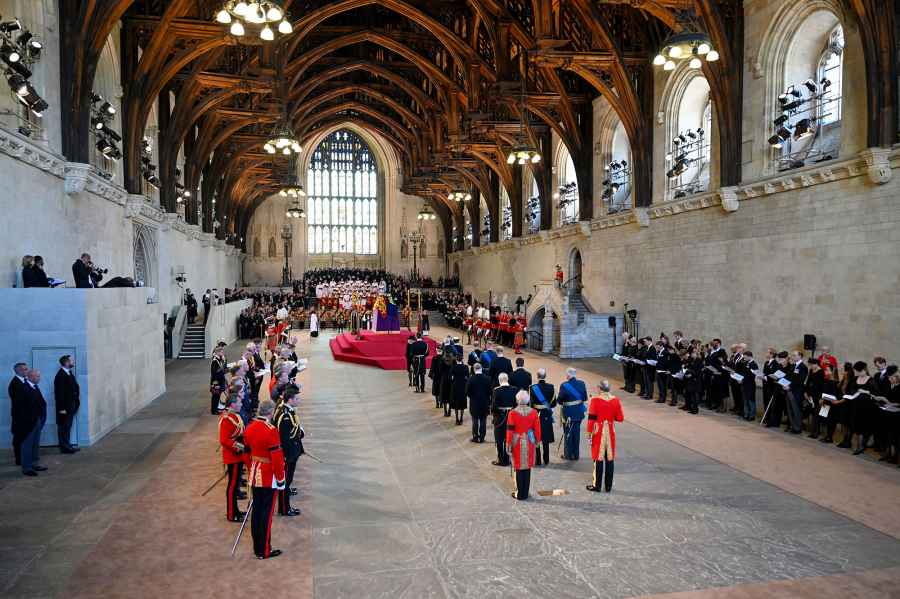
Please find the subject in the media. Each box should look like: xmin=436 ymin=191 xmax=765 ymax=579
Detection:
xmin=56 ymin=0 xmax=896 ymax=251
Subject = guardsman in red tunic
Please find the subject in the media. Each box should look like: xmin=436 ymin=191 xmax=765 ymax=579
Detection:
xmin=505 ymin=390 xmax=542 ymax=500
xmin=585 ymin=381 xmax=624 ymax=493
xmin=243 ymin=399 xmax=286 ymax=559
xmin=219 ymin=394 xmax=248 ymax=522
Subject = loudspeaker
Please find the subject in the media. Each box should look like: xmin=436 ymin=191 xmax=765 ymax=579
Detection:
xmin=608 ymin=316 xmax=616 ymax=328
xmin=803 ymin=334 xmax=817 ymax=351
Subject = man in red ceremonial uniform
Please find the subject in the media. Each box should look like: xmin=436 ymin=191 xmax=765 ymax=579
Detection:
xmin=244 ymin=399 xmax=286 ymax=559
xmin=585 ymin=381 xmax=624 ymax=493
xmin=506 ymin=390 xmax=541 ymax=500
xmin=219 ymin=394 xmax=249 ymax=522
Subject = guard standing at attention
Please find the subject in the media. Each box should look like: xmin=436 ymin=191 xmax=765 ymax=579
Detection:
xmin=585 ymin=380 xmax=624 ymax=492
xmin=405 ymin=336 xmax=416 ymax=387
xmin=529 ymin=369 xmax=556 ymax=466
xmin=410 ymin=333 xmax=429 ymax=393
xmin=243 ymin=399 xmax=286 ymax=559
xmin=466 ymin=363 xmax=492 ymax=443
xmin=219 ymin=393 xmax=248 ymax=522
xmin=558 ymin=368 xmax=588 ymax=460
xmin=275 ymin=385 xmax=304 ymax=517
xmin=506 ymin=390 xmax=541 ymax=500
xmin=490 ymin=372 xmax=518 ymax=466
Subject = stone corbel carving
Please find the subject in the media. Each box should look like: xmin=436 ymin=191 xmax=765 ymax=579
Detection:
xmin=64 ymin=162 xmax=92 ymax=196
xmin=634 ymin=207 xmax=650 ymax=228
xmin=125 ymin=194 xmax=145 ymax=218
xmin=860 ymin=148 xmax=892 ymax=184
xmin=719 ymin=186 xmax=740 ymax=213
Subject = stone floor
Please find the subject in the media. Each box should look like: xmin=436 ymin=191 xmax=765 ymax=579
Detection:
xmin=1 ymin=328 xmax=899 ymax=599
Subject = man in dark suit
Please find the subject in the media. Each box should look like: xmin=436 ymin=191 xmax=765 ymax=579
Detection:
xmin=488 ymin=347 xmax=513 ymax=388
xmin=8 ymin=362 xmax=29 ymax=465
xmin=786 ymin=351 xmax=809 ymax=434
xmin=509 ymin=357 xmax=532 ymax=391
xmin=465 ymin=363 xmax=492 ymax=442
xmin=410 ymin=333 xmax=429 ymax=392
xmin=53 ymin=355 xmax=80 ymax=453
xmin=529 ymin=368 xmax=556 ymax=466
xmin=72 ymin=253 xmax=102 ymax=288
xmin=19 ymin=369 xmax=48 ymax=475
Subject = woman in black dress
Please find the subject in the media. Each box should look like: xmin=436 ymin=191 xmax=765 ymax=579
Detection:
xmin=448 ymin=355 xmax=470 ymax=425
xmin=841 ymin=361 xmax=879 ymax=455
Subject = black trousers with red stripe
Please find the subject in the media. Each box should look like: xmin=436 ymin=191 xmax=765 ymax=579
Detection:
xmin=225 ymin=462 xmax=243 ymax=520
xmin=251 ymin=487 xmax=277 ymax=558
xmin=277 ymin=459 xmax=297 ymax=514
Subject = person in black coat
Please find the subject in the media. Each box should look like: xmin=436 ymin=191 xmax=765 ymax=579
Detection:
xmin=529 ymin=368 xmax=556 ymax=465
xmin=448 ymin=355 xmax=470 ymax=425
xmin=786 ymin=351 xmax=809 ymax=434
xmin=439 ymin=349 xmax=455 ymax=417
xmin=18 ymin=369 xmax=47 ymax=475
xmin=8 ymin=362 xmax=29 ymax=465
xmin=23 ymin=256 xmax=50 ymax=288
xmin=804 ymin=358 xmax=825 ymax=437
xmin=72 ymin=253 xmax=102 ymax=288
xmin=683 ymin=350 xmax=704 ymax=414
xmin=405 ymin=336 xmax=416 ymax=387
xmin=465 ymin=364 xmax=492 ymax=443
xmin=429 ymin=349 xmax=446 ymax=409
xmin=509 ymin=358 xmax=532 ymax=391
xmin=410 ymin=334 xmax=429 ymax=392
xmin=488 ymin=348 xmax=513 ymax=388
xmin=53 ymin=355 xmax=80 ymax=453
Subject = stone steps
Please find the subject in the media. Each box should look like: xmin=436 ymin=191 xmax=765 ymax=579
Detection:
xmin=178 ymin=325 xmax=206 ymax=359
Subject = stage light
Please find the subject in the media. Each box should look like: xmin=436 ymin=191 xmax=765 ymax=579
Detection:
xmin=793 ymin=118 xmax=813 ymax=140
xmin=6 ymin=72 xmax=27 ymax=96
xmin=1 ymin=42 xmax=20 ymax=64
xmin=773 ymin=114 xmax=788 ymax=126
xmin=782 ymin=99 xmax=802 ymax=111
xmin=687 ymin=131 xmax=697 ymax=140
xmin=776 ymin=126 xmax=791 ymax=141
xmin=0 ymin=18 xmax=21 ymax=33
xmin=100 ymin=125 xmax=121 ymax=142
xmin=803 ymin=79 xmax=817 ymax=93
xmin=820 ymin=77 xmax=832 ymax=89
xmin=767 ymin=134 xmax=783 ymax=148
xmin=99 ymin=101 xmax=115 ymax=115
xmin=29 ymin=97 xmax=48 ymax=116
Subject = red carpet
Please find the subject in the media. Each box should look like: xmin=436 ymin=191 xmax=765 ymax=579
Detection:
xmin=329 ymin=331 xmax=438 ymax=370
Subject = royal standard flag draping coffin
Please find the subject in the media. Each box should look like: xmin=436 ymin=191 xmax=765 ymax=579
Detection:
xmin=374 ymin=296 xmax=401 ymax=332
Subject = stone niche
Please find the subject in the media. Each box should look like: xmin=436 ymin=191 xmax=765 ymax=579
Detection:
xmin=0 ymin=287 xmax=165 ymax=448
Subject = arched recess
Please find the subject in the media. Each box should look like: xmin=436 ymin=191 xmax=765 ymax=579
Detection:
xmin=553 ymin=138 xmax=579 ymax=226
xmin=568 ymin=247 xmax=583 ymax=286
xmin=657 ymin=65 xmax=717 ymax=203
xmin=595 ymin=99 xmax=633 ymax=215
xmin=132 ymin=223 xmax=157 ymax=289
xmin=755 ymin=0 xmax=867 ymax=173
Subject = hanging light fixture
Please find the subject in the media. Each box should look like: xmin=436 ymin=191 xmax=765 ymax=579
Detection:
xmin=506 ymin=50 xmax=541 ymax=166
xmin=447 ymin=191 xmax=472 ymax=202
xmin=214 ymin=1 xmax=292 ymax=41
xmin=417 ymin=206 xmax=437 ymax=221
xmin=264 ymin=120 xmax=302 ymax=155
xmin=285 ymin=198 xmax=305 ymax=218
xmin=652 ymin=30 xmax=719 ymax=70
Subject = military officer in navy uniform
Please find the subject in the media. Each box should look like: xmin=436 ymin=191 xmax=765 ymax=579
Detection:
xmin=275 ymin=385 xmax=304 ymax=517
xmin=410 ymin=333 xmax=429 ymax=392
xmin=558 ymin=367 xmax=588 ymax=460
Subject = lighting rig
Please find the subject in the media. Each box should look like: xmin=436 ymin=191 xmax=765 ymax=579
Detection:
xmin=90 ymin=92 xmax=122 ymax=161
xmin=554 ymin=181 xmax=578 ymax=224
xmin=767 ymin=78 xmax=839 ymax=171
xmin=1 ymin=16 xmax=48 ymax=131
xmin=174 ymin=168 xmax=191 ymax=204
xmin=501 ymin=205 xmax=512 ymax=239
xmin=602 ymin=160 xmax=631 ymax=213
xmin=481 ymin=213 xmax=491 ymax=239
xmin=665 ymin=127 xmax=708 ymax=199
xmin=526 ymin=195 xmax=540 ymax=234
xmin=140 ymin=136 xmax=160 ymax=189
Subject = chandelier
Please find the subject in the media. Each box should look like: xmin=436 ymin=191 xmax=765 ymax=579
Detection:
xmin=285 ymin=199 xmax=305 ymax=218
xmin=506 ymin=51 xmax=541 ymax=165
xmin=264 ymin=121 xmax=302 ymax=155
xmin=447 ymin=191 xmax=472 ymax=202
xmin=653 ymin=31 xmax=719 ymax=71
xmin=417 ymin=206 xmax=436 ymax=221
xmin=215 ymin=1 xmax=292 ymax=40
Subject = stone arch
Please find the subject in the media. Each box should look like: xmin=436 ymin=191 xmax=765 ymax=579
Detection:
xmin=253 ymin=237 xmax=261 ymax=257
xmin=658 ymin=65 xmax=715 ymax=201
xmin=132 ymin=223 xmax=157 ymax=289
xmin=91 ymin=27 xmax=123 ymax=182
xmin=755 ymin=0 xmax=866 ymax=170
xmin=567 ymin=246 xmax=583 ymax=285
xmin=595 ymin=99 xmax=633 ymax=214
xmin=553 ymin=137 xmax=579 ymax=225
xmin=268 ymin=237 xmax=277 ymax=258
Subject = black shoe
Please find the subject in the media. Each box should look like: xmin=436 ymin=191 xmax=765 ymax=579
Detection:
xmin=470 ymin=438 xmax=478 ymax=443
xmin=280 ymin=508 xmax=301 ymax=517
xmin=586 ymin=485 xmax=600 ymax=492
xmin=820 ymin=437 xmax=833 ymax=443
xmin=492 ymin=460 xmax=509 ymax=467
xmin=604 ymin=487 xmax=613 ymax=493
xmin=853 ymin=447 xmax=865 ymax=455
xmin=807 ymin=434 xmax=818 ymax=439
xmin=837 ymin=441 xmax=852 ymax=448
xmin=289 ymin=488 xmax=298 ymax=496
xmin=690 ymin=409 xmax=699 ymax=414
xmin=257 ymin=549 xmax=282 ymax=560
xmin=654 ymin=399 xmax=665 ymax=404
xmin=228 ymin=511 xmax=246 ymax=522
xmin=23 ymin=470 xmax=37 ymax=476
xmin=33 ymin=465 xmax=47 ymax=471
xmin=61 ymin=447 xmax=78 ymax=454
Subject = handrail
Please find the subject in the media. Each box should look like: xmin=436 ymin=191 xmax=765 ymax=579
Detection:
xmin=525 ymin=329 xmax=544 ymax=351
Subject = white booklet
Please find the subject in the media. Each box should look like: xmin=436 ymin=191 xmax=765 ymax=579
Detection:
xmin=778 ymin=378 xmax=791 ymax=389
xmin=646 ymin=360 xmax=658 ymax=366
xmin=612 ymin=354 xmax=622 ymax=362
xmin=730 ymin=373 xmax=744 ymax=383
xmin=771 ymin=370 xmax=786 ymax=379
xmin=821 ymin=393 xmax=837 ymax=402
xmin=818 ymin=405 xmax=830 ymax=418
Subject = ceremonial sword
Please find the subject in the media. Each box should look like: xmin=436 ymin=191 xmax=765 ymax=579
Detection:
xmin=200 ymin=469 xmax=228 ymax=497
xmin=231 ymin=499 xmax=252 ymax=556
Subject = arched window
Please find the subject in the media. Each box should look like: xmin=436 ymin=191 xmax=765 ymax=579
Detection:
xmin=268 ymin=237 xmax=277 ymax=258
xmin=526 ymin=177 xmax=541 ymax=234
xmin=253 ymin=237 xmax=261 ymax=257
xmin=499 ymin=185 xmax=511 ymax=240
xmin=665 ymin=75 xmax=712 ymax=200
xmin=557 ymin=148 xmax=579 ymax=225
xmin=818 ymin=25 xmax=844 ymax=125
xmin=306 ymin=129 xmax=379 ymax=254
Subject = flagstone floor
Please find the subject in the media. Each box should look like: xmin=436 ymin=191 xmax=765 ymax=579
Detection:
xmin=2 ymin=326 xmax=899 ymax=599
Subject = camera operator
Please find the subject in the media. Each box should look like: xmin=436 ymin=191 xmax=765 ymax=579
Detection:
xmin=72 ymin=253 xmax=106 ymax=288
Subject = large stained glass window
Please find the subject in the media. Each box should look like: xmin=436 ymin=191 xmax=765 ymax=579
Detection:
xmin=307 ymin=130 xmax=379 ymax=254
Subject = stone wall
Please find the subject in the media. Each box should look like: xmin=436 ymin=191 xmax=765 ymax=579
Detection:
xmin=452 ymin=151 xmax=900 ymax=363
xmin=205 ymin=299 xmax=253 ymax=356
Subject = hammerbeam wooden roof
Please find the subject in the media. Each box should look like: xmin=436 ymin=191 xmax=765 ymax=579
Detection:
xmin=57 ymin=0 xmax=897 ymax=247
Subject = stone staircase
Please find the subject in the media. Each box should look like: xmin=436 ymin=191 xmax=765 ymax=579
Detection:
xmin=178 ymin=324 xmax=206 ymax=359
xmin=569 ymin=292 xmax=588 ymax=325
